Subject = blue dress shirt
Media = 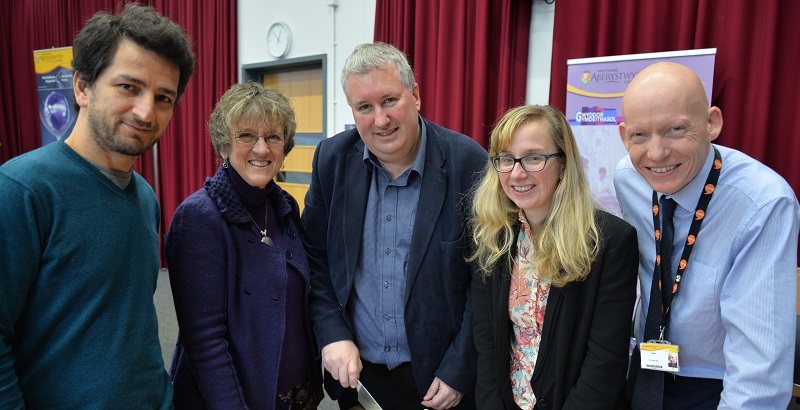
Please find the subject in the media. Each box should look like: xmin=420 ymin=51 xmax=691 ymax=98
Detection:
xmin=350 ymin=119 xmax=428 ymax=369
xmin=615 ymin=144 xmax=800 ymax=408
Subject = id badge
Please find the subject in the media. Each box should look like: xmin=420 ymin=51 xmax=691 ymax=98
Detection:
xmin=639 ymin=341 xmax=680 ymax=373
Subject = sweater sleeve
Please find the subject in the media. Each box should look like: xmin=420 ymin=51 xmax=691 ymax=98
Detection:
xmin=165 ymin=195 xmax=249 ymax=408
xmin=0 ymin=174 xmax=43 ymax=409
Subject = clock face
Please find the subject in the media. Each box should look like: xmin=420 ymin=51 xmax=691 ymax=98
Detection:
xmin=267 ymin=22 xmax=291 ymax=58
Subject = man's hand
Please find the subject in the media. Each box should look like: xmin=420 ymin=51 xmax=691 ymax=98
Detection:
xmin=321 ymin=340 xmax=362 ymax=388
xmin=421 ymin=377 xmax=463 ymax=409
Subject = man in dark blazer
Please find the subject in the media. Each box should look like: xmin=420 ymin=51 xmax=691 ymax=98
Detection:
xmin=302 ymin=42 xmax=486 ymax=409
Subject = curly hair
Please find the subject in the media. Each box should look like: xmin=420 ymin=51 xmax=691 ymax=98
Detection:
xmin=208 ymin=82 xmax=297 ymax=159
xmin=468 ymin=105 xmax=599 ymax=287
xmin=71 ymin=3 xmax=195 ymax=112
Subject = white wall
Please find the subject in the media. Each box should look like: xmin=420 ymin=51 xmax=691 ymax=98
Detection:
xmin=238 ymin=0 xmax=554 ymax=137
xmin=527 ymin=0 xmax=555 ymax=105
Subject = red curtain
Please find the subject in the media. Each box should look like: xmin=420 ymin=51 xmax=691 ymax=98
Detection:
xmin=374 ymin=0 xmax=532 ymax=148
xmin=548 ymin=0 xmax=800 ymax=201
xmin=149 ymin=0 xmax=238 ymax=264
xmin=1 ymin=0 xmax=236 ymax=265
xmin=1 ymin=0 xmax=130 ymax=163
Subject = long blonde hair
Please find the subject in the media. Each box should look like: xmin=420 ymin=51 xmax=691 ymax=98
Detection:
xmin=468 ymin=105 xmax=599 ymax=287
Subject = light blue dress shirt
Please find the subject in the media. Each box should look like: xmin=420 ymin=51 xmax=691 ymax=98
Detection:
xmin=615 ymin=144 xmax=799 ymax=408
xmin=350 ymin=119 xmax=427 ymax=369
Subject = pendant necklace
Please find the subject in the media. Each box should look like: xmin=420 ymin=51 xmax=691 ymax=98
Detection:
xmin=248 ymin=204 xmax=274 ymax=246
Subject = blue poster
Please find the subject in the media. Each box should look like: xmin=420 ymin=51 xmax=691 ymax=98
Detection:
xmin=34 ymin=47 xmax=76 ymax=145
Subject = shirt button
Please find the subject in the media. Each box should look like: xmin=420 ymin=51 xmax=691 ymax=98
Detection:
xmin=384 ymin=315 xmax=390 ymax=321
xmin=385 ymin=248 xmax=391 ymax=255
xmin=384 ymin=281 xmax=389 ymax=288
xmin=386 ymin=214 xmax=392 ymax=221
xmin=285 ymin=250 xmax=293 ymax=259
xmin=384 ymin=346 xmax=391 ymax=352
xmin=288 ymin=229 xmax=296 ymax=239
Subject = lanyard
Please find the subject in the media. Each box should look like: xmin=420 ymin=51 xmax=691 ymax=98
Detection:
xmin=650 ymin=147 xmax=722 ymax=337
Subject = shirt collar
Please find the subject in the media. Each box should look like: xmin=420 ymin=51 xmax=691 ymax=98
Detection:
xmin=363 ymin=115 xmax=427 ymax=178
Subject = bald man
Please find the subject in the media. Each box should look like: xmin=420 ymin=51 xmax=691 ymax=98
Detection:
xmin=615 ymin=62 xmax=799 ymax=409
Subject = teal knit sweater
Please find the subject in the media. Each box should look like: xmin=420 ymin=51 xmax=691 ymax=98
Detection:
xmin=0 ymin=141 xmax=172 ymax=409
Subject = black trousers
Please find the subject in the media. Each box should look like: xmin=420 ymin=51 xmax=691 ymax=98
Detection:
xmin=337 ymin=360 xmax=424 ymax=410
xmin=663 ymin=374 xmax=723 ymax=410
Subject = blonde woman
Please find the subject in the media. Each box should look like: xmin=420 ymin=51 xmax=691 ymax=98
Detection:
xmin=470 ymin=105 xmax=638 ymax=409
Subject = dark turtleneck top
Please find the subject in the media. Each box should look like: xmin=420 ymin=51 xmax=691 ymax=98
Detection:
xmin=226 ymin=166 xmax=310 ymax=391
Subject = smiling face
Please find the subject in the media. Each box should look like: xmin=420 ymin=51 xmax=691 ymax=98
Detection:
xmin=499 ymin=120 xmax=564 ymax=225
xmin=74 ymin=39 xmax=179 ymax=169
xmin=346 ymin=64 xmax=422 ymax=173
xmin=619 ymin=63 xmax=723 ymax=194
xmin=226 ymin=122 xmax=286 ymax=189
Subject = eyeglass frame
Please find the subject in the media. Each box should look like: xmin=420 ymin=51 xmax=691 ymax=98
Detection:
xmin=231 ymin=131 xmax=286 ymax=147
xmin=489 ymin=152 xmax=565 ymax=173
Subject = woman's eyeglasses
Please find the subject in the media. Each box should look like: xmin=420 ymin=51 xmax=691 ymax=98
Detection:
xmin=232 ymin=132 xmax=286 ymax=147
xmin=489 ymin=153 xmax=564 ymax=173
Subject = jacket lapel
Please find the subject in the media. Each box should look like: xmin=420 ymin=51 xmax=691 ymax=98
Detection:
xmin=405 ymin=125 xmax=446 ymax=301
xmin=343 ymin=141 xmax=370 ymax=293
xmin=531 ymin=284 xmax=563 ymax=385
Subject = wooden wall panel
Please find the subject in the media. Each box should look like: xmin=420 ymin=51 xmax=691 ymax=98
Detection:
xmin=263 ymin=68 xmax=323 ymax=134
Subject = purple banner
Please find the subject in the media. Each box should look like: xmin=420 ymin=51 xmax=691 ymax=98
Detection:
xmin=566 ymin=49 xmax=716 ymax=215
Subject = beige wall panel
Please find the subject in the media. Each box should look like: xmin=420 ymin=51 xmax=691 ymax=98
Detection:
xmin=277 ymin=182 xmax=309 ymax=213
xmin=264 ymin=69 xmax=323 ymax=134
xmin=283 ymin=146 xmax=315 ymax=173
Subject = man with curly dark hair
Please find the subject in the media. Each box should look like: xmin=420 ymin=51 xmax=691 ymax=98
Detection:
xmin=0 ymin=4 xmax=195 ymax=408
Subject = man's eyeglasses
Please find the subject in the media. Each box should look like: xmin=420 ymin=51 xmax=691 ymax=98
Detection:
xmin=489 ymin=153 xmax=564 ymax=173
xmin=232 ymin=132 xmax=286 ymax=147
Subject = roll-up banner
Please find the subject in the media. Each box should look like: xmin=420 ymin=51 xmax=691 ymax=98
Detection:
xmin=34 ymin=46 xmax=76 ymax=145
xmin=566 ymin=49 xmax=716 ymax=215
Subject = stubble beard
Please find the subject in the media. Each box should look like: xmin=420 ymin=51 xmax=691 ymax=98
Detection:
xmin=86 ymin=106 xmax=162 ymax=157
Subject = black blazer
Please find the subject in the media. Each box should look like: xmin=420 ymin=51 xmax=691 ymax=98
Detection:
xmin=301 ymin=117 xmax=487 ymax=404
xmin=472 ymin=210 xmax=638 ymax=410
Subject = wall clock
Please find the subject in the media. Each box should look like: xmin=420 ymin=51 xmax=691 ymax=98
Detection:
xmin=267 ymin=22 xmax=292 ymax=58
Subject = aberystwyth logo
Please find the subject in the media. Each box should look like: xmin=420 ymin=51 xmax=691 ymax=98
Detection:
xmin=581 ymin=68 xmax=639 ymax=84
